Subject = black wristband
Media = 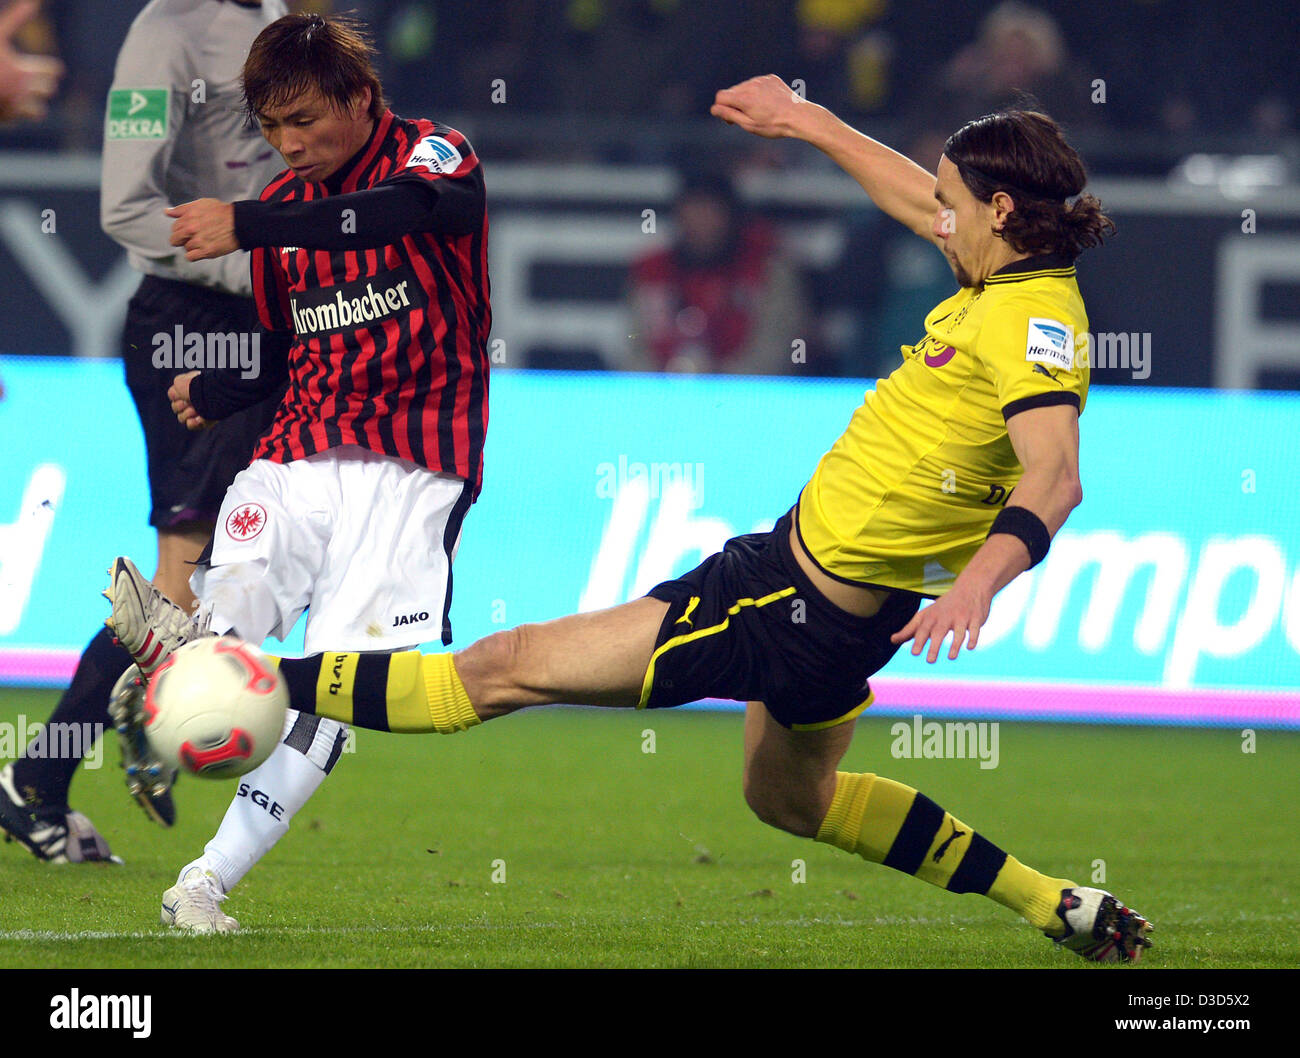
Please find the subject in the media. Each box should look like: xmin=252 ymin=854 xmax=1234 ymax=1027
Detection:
xmin=988 ymin=505 xmax=1051 ymax=568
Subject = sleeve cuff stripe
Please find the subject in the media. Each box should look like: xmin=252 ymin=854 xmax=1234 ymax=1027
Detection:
xmin=1002 ymin=391 xmax=1081 ymax=421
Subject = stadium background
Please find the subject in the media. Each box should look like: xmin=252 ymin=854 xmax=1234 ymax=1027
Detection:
xmin=0 ymin=0 xmax=1298 ymax=978
xmin=3 ymin=0 xmax=1297 ymax=728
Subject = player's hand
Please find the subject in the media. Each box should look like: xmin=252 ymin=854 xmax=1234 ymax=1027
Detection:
xmin=711 ymin=74 xmax=810 ymax=139
xmin=169 ymin=370 xmax=212 ymax=430
xmin=166 ymin=199 xmax=238 ymax=260
xmin=0 ymin=1 xmax=65 ymax=123
xmin=890 ymin=583 xmax=991 ymax=663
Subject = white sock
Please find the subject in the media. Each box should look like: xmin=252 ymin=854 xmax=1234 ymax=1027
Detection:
xmin=180 ymin=562 xmax=344 ymax=894
xmin=194 ymin=711 xmax=347 ymax=893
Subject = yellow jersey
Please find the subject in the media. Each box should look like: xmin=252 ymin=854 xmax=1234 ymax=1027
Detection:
xmin=797 ymin=253 xmax=1089 ymax=597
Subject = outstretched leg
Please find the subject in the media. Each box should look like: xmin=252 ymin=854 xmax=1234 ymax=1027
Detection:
xmin=742 ymin=702 xmax=1152 ymax=960
xmin=273 ymin=624 xmax=1151 ymax=959
xmin=739 ymin=702 xmax=1134 ymax=949
xmin=278 ymin=597 xmax=671 ymax=733
xmin=457 ymin=598 xmax=670 ymax=715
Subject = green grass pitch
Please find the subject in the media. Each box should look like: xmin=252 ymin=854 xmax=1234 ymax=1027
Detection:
xmin=1 ymin=688 xmax=1297 ymax=968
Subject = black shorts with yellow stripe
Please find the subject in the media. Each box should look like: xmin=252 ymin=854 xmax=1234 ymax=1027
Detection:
xmin=639 ymin=509 xmax=921 ymax=730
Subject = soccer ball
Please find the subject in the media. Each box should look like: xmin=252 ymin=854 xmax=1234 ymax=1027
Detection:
xmin=143 ymin=637 xmax=288 ymax=779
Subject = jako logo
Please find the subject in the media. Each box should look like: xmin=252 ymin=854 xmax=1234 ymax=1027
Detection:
xmin=392 ymin=611 xmax=429 ymax=627
xmin=50 ymin=990 xmax=151 ymax=1038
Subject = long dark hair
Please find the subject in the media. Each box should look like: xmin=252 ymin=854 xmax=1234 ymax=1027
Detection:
xmin=242 ymin=13 xmax=386 ymax=123
xmin=944 ymin=110 xmax=1115 ymax=260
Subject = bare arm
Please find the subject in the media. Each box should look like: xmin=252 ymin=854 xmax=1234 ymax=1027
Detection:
xmin=711 ymin=75 xmax=941 ymax=246
xmin=891 ymin=404 xmax=1083 ymax=661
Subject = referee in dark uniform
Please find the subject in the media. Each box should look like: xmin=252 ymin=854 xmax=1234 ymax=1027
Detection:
xmin=0 ymin=0 xmax=286 ymax=862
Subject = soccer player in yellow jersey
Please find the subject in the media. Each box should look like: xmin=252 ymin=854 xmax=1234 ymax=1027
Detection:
xmin=111 ymin=76 xmax=1151 ymax=960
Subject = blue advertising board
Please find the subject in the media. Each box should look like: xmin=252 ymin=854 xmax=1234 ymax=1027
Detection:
xmin=2 ymin=357 xmax=1297 ymax=727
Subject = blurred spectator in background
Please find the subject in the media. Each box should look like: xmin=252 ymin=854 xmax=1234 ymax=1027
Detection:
xmin=42 ymin=1 xmax=134 ymax=148
xmin=0 ymin=0 xmax=61 ymax=123
xmin=792 ymin=0 xmax=892 ymax=117
xmin=405 ymin=0 xmax=551 ymax=115
xmin=911 ymin=2 xmax=1095 ymax=131
xmin=378 ymin=1 xmax=455 ymax=110
xmin=626 ymin=170 xmax=809 ymax=376
xmin=0 ymin=0 xmax=61 ymax=399
xmin=1252 ymin=95 xmax=1295 ymax=142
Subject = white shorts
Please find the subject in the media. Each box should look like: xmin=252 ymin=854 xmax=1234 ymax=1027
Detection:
xmin=192 ymin=445 xmax=472 ymax=654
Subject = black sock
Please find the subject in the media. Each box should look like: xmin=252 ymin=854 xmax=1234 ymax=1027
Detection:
xmin=11 ymin=627 xmax=134 ymax=806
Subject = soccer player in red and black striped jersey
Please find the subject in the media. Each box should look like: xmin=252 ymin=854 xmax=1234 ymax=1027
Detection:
xmin=148 ymin=12 xmax=490 ymax=931
xmin=172 ymin=23 xmax=489 ymax=492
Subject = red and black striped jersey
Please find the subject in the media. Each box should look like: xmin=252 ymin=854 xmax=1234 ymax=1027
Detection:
xmin=249 ymin=110 xmax=490 ymax=495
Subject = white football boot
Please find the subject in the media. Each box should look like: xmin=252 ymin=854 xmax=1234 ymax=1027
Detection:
xmin=104 ymin=556 xmax=212 ymax=680
xmin=161 ymin=865 xmax=239 ymax=933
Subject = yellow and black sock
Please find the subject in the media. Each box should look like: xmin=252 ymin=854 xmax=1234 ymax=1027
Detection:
xmin=815 ymin=771 xmax=1074 ymax=933
xmin=274 ymin=651 xmax=480 ymax=734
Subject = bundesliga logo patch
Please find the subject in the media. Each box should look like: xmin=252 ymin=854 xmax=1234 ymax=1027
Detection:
xmin=405 ymin=135 xmax=462 ymax=174
xmin=106 ymin=88 xmax=168 ymax=139
xmin=1025 ymin=318 xmax=1074 ymax=370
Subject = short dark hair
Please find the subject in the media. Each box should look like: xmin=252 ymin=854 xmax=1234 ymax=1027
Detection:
xmin=242 ymin=13 xmax=386 ymax=123
xmin=944 ymin=110 xmax=1115 ymax=260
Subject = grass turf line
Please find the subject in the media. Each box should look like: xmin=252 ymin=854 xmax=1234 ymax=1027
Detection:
xmin=1 ymin=689 xmax=1296 ymax=968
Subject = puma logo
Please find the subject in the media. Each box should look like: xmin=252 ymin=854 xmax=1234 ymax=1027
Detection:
xmin=932 ymin=819 xmax=966 ymax=862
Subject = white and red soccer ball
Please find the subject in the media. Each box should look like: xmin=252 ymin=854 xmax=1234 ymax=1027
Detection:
xmin=143 ymin=637 xmax=288 ymax=779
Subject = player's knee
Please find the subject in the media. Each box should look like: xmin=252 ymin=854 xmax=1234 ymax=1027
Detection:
xmin=742 ymin=777 xmax=821 ymax=838
xmin=456 ymin=624 xmax=536 ymax=710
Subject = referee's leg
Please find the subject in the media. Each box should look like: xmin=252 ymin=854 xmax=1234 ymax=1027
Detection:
xmin=153 ymin=524 xmax=212 ymax=611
